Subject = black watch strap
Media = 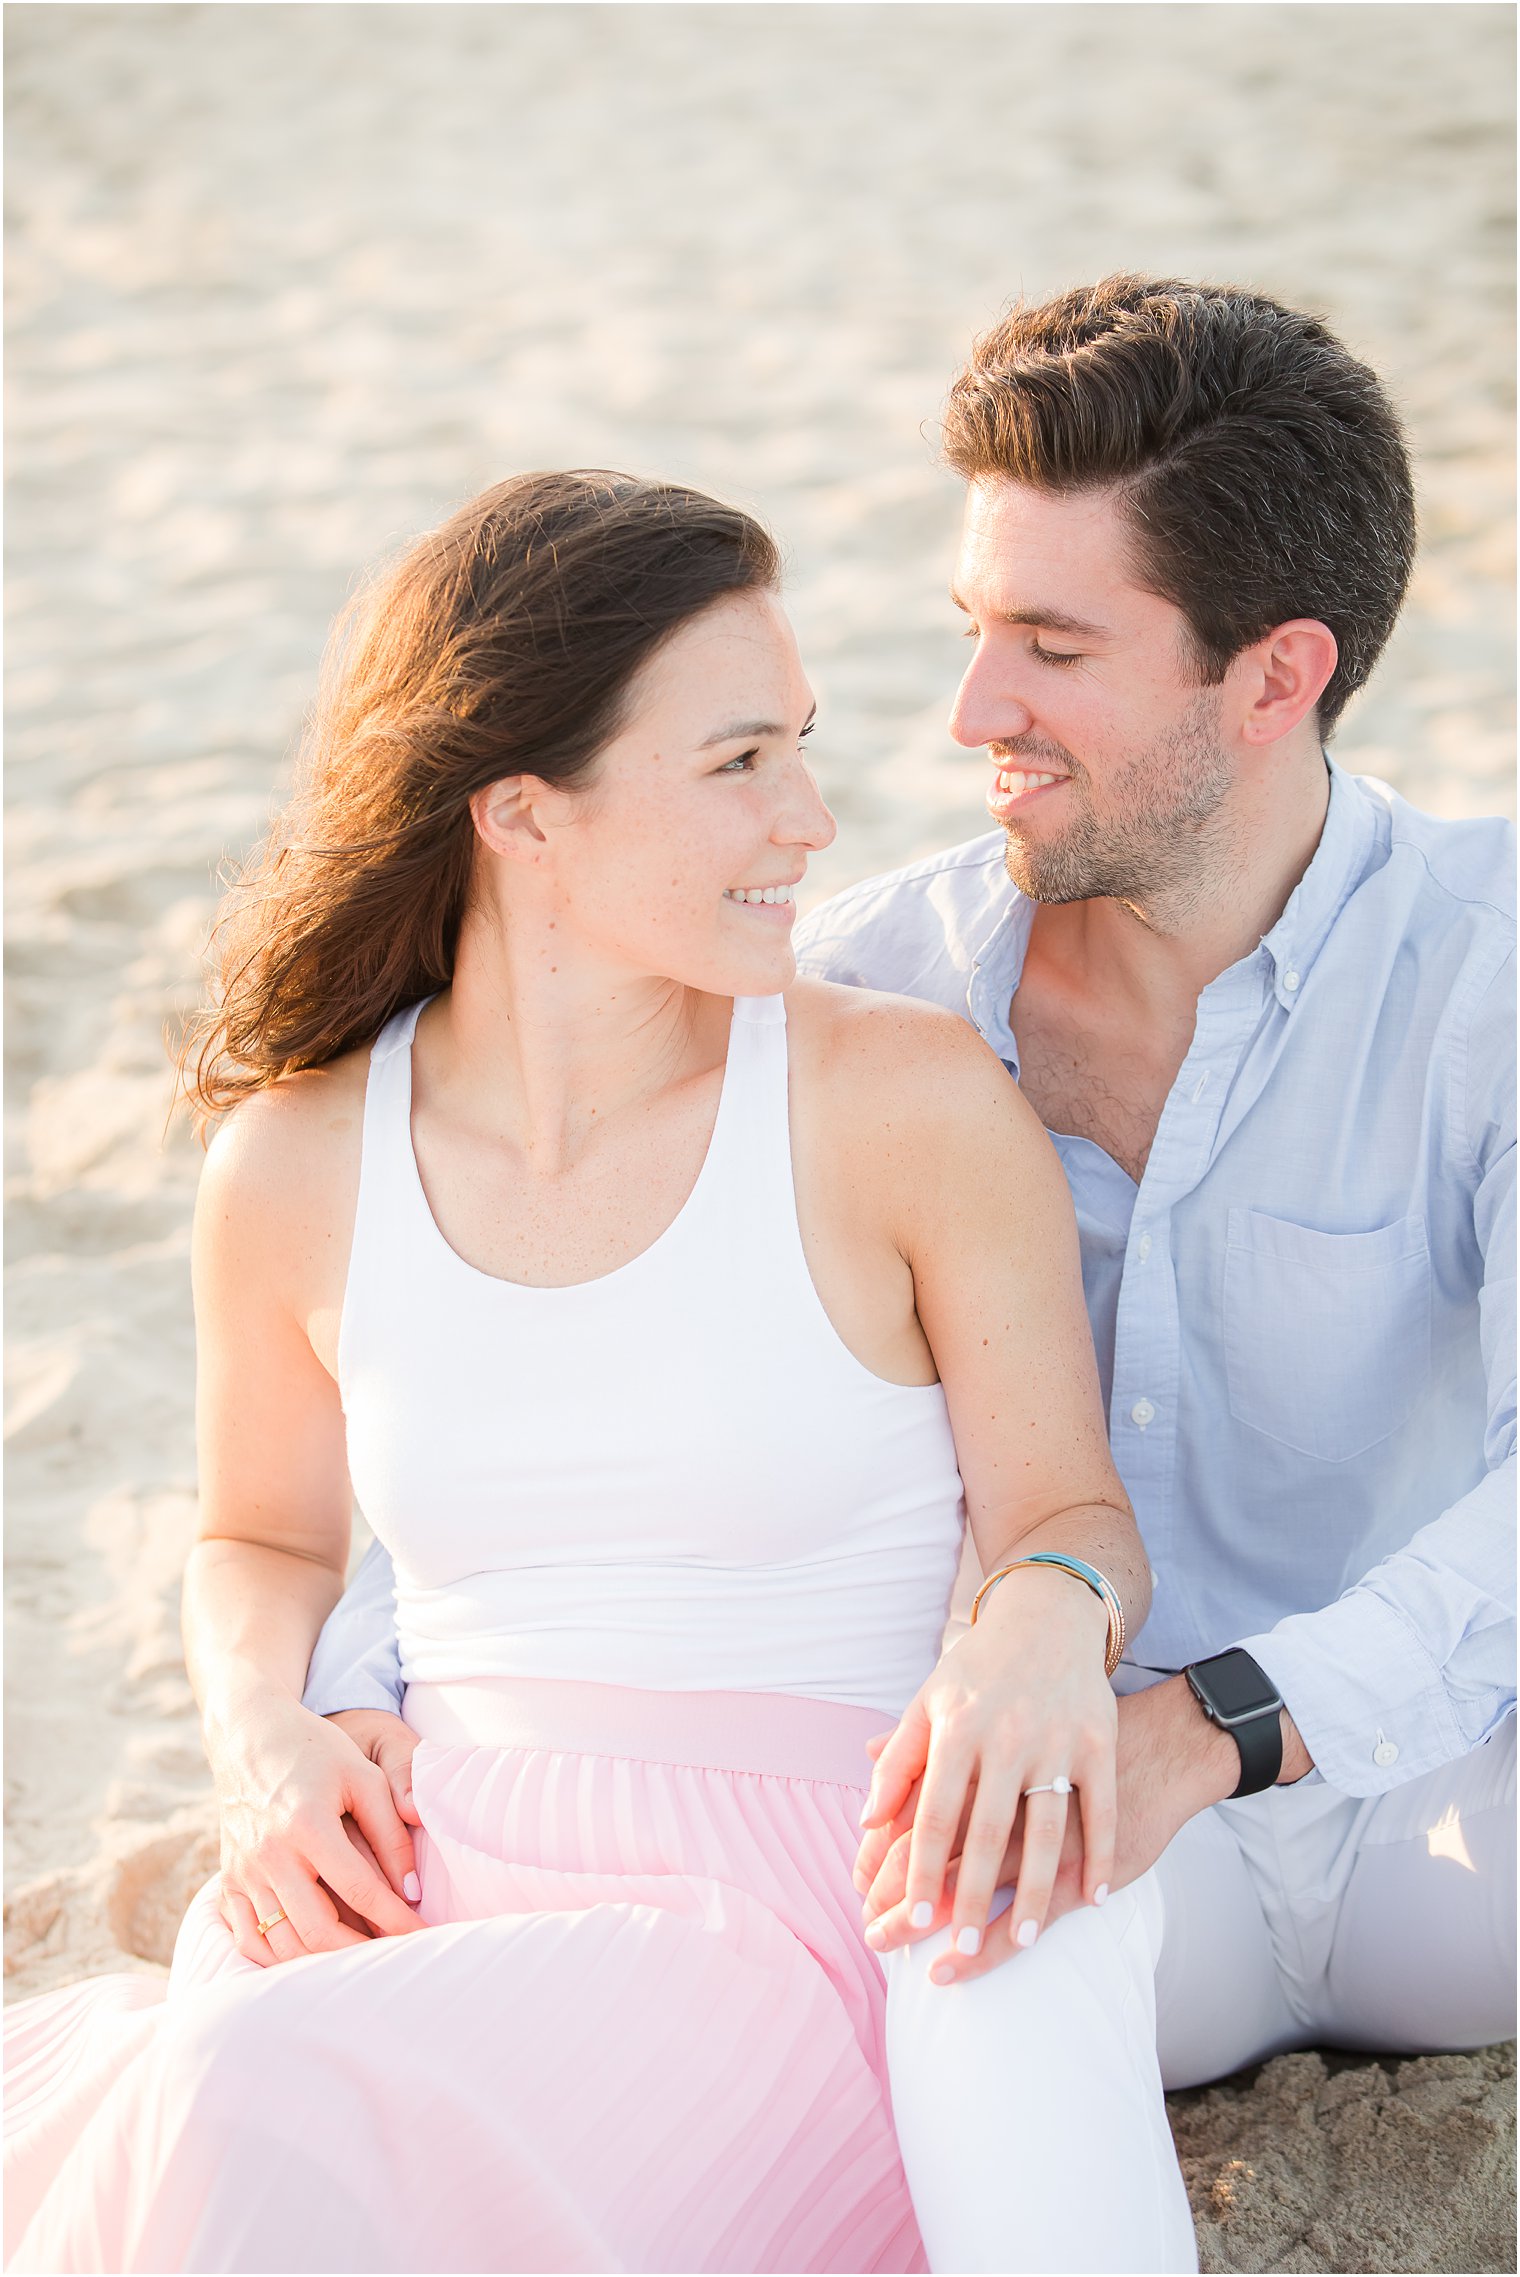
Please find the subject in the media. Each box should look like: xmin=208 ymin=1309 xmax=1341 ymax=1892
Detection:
xmin=1219 ymin=1702 xmax=1283 ymax=1798
xmin=1184 ymin=1650 xmax=1284 ymax=1799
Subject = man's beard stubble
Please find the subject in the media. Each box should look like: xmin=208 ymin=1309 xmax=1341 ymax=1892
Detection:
xmin=998 ymin=689 xmax=1236 ymax=922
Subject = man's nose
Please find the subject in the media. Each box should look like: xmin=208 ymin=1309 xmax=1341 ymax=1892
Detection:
xmin=949 ymin=645 xmax=1035 ymax=751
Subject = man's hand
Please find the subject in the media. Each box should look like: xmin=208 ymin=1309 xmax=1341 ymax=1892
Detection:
xmin=320 ymin=1709 xmax=425 ymax=1938
xmin=212 ymin=1697 xmax=424 ymax=1969
xmin=859 ymin=1674 xmax=1242 ymax=1984
xmin=326 ymin=1707 xmax=423 ymax=1829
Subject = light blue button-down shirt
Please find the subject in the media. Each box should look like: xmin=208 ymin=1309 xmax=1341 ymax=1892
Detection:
xmin=305 ymin=763 xmax=1514 ymax=1799
xmin=791 ymin=761 xmax=1515 ymax=1795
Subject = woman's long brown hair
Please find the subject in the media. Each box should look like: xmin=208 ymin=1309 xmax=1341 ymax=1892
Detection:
xmin=179 ymin=470 xmax=780 ymax=1127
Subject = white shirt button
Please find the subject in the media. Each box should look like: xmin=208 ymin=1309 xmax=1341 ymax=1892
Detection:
xmin=1372 ymin=1739 xmax=1399 ymax=1768
xmin=1283 ymin=969 xmax=1301 ymax=992
xmin=1130 ymin=1398 xmax=1156 ymax=1429
xmin=1136 ymin=1233 xmax=1152 ymax=1262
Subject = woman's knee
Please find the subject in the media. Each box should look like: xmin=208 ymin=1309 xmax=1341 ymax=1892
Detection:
xmin=167 ymin=1875 xmax=255 ymax=1996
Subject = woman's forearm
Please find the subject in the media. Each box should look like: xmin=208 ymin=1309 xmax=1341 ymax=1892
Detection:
xmin=183 ymin=1536 xmax=346 ymax=1751
xmin=977 ymin=1500 xmax=1153 ymax=1641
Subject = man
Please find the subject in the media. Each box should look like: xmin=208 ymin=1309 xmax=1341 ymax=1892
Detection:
xmin=302 ymin=277 xmax=1514 ymax=2265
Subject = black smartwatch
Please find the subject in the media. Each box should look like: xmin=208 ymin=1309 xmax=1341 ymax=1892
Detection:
xmin=1183 ymin=1648 xmax=1284 ymax=1798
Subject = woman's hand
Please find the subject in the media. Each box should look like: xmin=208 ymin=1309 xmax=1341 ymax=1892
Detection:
xmin=854 ymin=1567 xmax=1117 ymax=1964
xmin=211 ymin=1693 xmax=424 ymax=1968
xmin=860 ymin=1780 xmax=1089 ymax=1982
xmin=858 ymin=1677 xmax=1252 ymax=1985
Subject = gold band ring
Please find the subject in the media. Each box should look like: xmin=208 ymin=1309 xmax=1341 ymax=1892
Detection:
xmin=255 ymin=1909 xmax=287 ymax=1937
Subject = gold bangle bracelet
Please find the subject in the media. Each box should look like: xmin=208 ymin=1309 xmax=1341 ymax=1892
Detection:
xmin=971 ymin=1556 xmax=1125 ymax=1679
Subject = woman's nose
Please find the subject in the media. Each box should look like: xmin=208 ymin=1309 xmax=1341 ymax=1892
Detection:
xmin=949 ymin=644 xmax=1034 ymax=751
xmin=780 ymin=758 xmax=837 ymax=854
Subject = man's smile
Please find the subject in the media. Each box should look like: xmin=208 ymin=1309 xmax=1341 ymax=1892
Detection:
xmin=985 ymin=766 xmax=1069 ymax=822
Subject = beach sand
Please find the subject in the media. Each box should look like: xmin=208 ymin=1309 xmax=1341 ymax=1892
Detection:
xmin=5 ymin=6 xmax=1514 ymax=2269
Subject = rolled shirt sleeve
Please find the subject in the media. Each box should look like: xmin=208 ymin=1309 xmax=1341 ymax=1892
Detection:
xmin=301 ymin=1535 xmax=406 ymax=1718
xmin=1240 ymin=1459 xmax=1515 ymax=1794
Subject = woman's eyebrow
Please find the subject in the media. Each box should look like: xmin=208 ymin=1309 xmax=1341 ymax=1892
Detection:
xmin=700 ymin=702 xmax=818 ymax=747
xmin=948 ymin=587 xmax=1109 ymax=640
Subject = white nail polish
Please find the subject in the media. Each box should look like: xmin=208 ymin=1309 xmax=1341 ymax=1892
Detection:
xmin=1016 ymin=1917 xmax=1038 ymax=1948
xmin=1093 ymin=1883 xmax=1109 ymax=1906
xmin=403 ymin=1872 xmax=421 ymax=1903
xmin=910 ymin=1900 xmax=934 ymax=1929
xmin=956 ymin=1925 xmax=981 ymax=1956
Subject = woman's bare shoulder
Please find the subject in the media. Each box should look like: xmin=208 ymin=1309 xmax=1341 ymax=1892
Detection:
xmin=783 ymin=975 xmax=1027 ymax=1126
xmin=196 ymin=1048 xmax=371 ymax=1257
xmin=783 ymin=974 xmax=1066 ymax=1241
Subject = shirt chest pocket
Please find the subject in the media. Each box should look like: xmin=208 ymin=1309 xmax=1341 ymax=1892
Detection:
xmin=1222 ymin=1210 xmax=1432 ymax=1463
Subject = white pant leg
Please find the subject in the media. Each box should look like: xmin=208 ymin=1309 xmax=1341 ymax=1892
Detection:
xmin=1154 ymin=1721 xmax=1515 ymax=2083
xmin=885 ymin=1877 xmax=1198 ymax=2275
xmin=885 ymin=1727 xmax=1515 ymax=2273
xmin=1149 ymin=1802 xmax=1303 ymax=2090
xmin=1319 ymin=1717 xmax=1516 ymax=2052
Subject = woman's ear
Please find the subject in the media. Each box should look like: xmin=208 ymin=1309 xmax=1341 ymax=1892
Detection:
xmin=469 ymin=777 xmax=549 ymax=863
xmin=1237 ymin=620 xmax=1340 ymax=745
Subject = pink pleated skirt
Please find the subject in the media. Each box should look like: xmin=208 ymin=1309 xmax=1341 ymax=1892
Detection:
xmin=4 ymin=1680 xmax=927 ymax=2274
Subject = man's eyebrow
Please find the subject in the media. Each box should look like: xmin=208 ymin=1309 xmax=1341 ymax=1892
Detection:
xmin=699 ymin=702 xmax=817 ymax=748
xmin=948 ymin=588 xmax=1110 ymax=641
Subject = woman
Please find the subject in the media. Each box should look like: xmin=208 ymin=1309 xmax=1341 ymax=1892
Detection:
xmin=4 ymin=472 xmax=1191 ymax=2274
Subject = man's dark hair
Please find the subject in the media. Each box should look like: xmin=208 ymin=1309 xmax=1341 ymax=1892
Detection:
xmin=941 ymin=276 xmax=1416 ymax=735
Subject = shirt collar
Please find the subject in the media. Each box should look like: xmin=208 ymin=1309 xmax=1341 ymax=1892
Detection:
xmin=966 ymin=886 xmax=1033 ymax=1074
xmin=1258 ymin=757 xmax=1381 ymax=1012
xmin=961 ymin=755 xmax=1380 ymax=1048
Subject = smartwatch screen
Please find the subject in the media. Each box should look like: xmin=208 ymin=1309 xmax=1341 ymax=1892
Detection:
xmin=1198 ymin=1648 xmax=1281 ymax=1721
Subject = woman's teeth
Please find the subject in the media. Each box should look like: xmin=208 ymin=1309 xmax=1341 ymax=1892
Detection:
xmin=724 ymin=885 xmax=795 ymax=904
xmin=995 ymin=769 xmax=1060 ymax=799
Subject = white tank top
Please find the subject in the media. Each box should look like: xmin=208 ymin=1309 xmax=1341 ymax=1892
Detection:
xmin=338 ymin=994 xmax=966 ymax=1716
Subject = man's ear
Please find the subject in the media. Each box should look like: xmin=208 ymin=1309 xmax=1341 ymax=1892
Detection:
xmin=1236 ymin=620 xmax=1340 ymax=745
xmin=469 ymin=777 xmax=550 ymax=862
